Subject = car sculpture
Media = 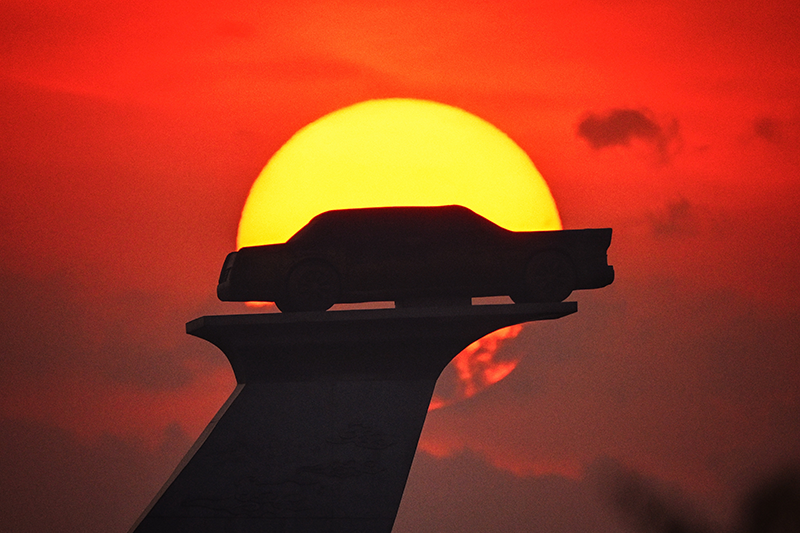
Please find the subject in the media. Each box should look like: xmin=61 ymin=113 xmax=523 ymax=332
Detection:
xmin=218 ymin=205 xmax=614 ymax=312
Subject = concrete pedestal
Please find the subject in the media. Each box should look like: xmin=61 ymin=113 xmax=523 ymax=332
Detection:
xmin=130 ymin=303 xmax=576 ymax=532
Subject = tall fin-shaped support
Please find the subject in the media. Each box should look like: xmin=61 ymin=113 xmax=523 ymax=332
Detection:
xmin=130 ymin=303 xmax=575 ymax=532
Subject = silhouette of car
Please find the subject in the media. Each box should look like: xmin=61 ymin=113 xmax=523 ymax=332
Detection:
xmin=217 ymin=205 xmax=614 ymax=312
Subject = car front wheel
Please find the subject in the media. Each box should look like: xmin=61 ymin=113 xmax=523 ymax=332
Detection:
xmin=276 ymin=260 xmax=341 ymax=312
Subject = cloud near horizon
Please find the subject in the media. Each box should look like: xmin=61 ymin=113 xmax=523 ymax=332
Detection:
xmin=577 ymin=108 xmax=680 ymax=163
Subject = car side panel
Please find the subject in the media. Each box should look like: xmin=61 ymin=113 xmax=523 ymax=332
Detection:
xmin=216 ymin=207 xmax=613 ymax=307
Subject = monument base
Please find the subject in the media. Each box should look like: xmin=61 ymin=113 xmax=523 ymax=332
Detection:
xmin=130 ymin=303 xmax=576 ymax=532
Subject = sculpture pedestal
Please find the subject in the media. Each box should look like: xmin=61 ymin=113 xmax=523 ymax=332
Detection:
xmin=130 ymin=303 xmax=576 ymax=532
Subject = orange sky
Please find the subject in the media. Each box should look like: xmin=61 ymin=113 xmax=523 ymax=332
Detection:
xmin=1 ymin=0 xmax=799 ymax=531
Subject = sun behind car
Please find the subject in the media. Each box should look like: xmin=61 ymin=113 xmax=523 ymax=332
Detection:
xmin=217 ymin=205 xmax=613 ymax=312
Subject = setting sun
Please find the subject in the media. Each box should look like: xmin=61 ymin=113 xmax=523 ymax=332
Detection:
xmin=237 ymin=98 xmax=561 ymax=248
xmin=235 ymin=98 xmax=563 ymax=408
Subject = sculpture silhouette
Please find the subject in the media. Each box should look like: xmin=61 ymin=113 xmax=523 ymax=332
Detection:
xmin=130 ymin=205 xmax=614 ymax=532
xmin=218 ymin=205 xmax=614 ymax=312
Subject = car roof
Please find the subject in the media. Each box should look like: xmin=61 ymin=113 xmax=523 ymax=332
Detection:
xmin=289 ymin=205 xmax=507 ymax=244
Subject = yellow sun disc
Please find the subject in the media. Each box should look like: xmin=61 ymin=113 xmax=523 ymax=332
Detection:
xmin=237 ymin=98 xmax=561 ymax=248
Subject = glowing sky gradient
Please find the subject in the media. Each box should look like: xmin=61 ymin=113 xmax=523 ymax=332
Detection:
xmin=1 ymin=1 xmax=799 ymax=531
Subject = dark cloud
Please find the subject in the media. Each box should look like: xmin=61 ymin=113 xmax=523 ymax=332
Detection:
xmin=0 ymin=267 xmax=222 ymax=390
xmin=577 ymin=108 xmax=680 ymax=163
xmin=592 ymin=458 xmax=800 ymax=533
xmin=578 ymin=109 xmax=661 ymax=148
xmin=0 ymin=2 xmax=105 ymax=55
xmin=647 ymin=197 xmax=698 ymax=237
xmin=0 ymin=418 xmax=192 ymax=533
xmin=753 ymin=117 xmax=781 ymax=143
xmin=395 ymin=450 xmax=625 ymax=533
xmin=740 ymin=469 xmax=800 ymax=533
xmin=99 ymin=343 xmax=195 ymax=391
xmin=589 ymin=457 xmax=718 ymax=533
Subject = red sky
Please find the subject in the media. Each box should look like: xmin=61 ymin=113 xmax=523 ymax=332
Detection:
xmin=1 ymin=0 xmax=799 ymax=531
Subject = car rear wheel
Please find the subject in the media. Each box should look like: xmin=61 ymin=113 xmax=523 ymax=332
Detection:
xmin=511 ymin=250 xmax=576 ymax=303
xmin=276 ymin=260 xmax=340 ymax=312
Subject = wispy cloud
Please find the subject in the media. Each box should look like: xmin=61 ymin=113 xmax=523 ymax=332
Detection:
xmin=648 ymin=197 xmax=697 ymax=237
xmin=753 ymin=117 xmax=781 ymax=143
xmin=577 ymin=108 xmax=680 ymax=163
